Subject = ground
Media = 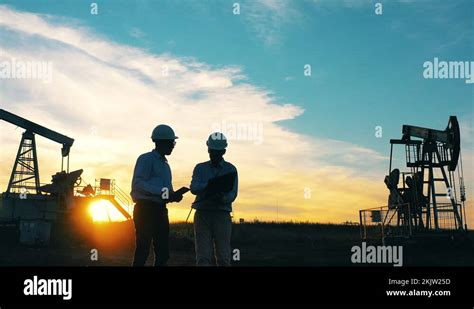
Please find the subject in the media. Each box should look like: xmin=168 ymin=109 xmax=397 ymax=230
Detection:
xmin=0 ymin=221 xmax=473 ymax=266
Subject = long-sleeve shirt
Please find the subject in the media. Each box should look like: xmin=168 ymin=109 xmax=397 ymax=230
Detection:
xmin=130 ymin=150 xmax=173 ymax=204
xmin=190 ymin=160 xmax=238 ymax=212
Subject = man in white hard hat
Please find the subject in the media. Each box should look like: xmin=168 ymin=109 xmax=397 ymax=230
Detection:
xmin=130 ymin=124 xmax=183 ymax=266
xmin=190 ymin=132 xmax=238 ymax=266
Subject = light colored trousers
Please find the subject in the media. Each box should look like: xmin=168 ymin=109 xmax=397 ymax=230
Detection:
xmin=194 ymin=210 xmax=232 ymax=266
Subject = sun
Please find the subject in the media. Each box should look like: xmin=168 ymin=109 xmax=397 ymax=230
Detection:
xmin=88 ymin=199 xmax=129 ymax=223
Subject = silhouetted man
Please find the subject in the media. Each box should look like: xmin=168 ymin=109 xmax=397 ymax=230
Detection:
xmin=190 ymin=132 xmax=238 ymax=266
xmin=130 ymin=124 xmax=183 ymax=266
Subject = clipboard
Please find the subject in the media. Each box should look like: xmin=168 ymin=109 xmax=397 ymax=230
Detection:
xmin=206 ymin=172 xmax=237 ymax=195
xmin=175 ymin=186 xmax=190 ymax=195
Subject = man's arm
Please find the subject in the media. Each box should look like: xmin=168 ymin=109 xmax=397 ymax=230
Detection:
xmin=132 ymin=155 xmax=163 ymax=196
xmin=190 ymin=165 xmax=207 ymax=195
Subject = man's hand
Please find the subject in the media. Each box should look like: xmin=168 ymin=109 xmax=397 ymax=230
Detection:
xmin=169 ymin=192 xmax=183 ymax=203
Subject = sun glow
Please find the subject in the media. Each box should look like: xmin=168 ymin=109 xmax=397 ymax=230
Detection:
xmin=88 ymin=200 xmax=129 ymax=223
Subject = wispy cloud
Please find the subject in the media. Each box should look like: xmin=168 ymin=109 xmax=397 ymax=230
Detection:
xmin=128 ymin=27 xmax=146 ymax=40
xmin=312 ymin=0 xmax=374 ymax=9
xmin=313 ymin=0 xmax=417 ymax=9
xmin=385 ymin=1 xmax=473 ymax=52
xmin=242 ymin=0 xmax=300 ymax=47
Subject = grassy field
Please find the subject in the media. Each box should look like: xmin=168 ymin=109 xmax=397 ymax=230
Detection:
xmin=0 ymin=221 xmax=473 ymax=266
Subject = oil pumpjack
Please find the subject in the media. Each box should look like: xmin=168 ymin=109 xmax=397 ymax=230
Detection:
xmin=360 ymin=116 xmax=467 ymax=239
xmin=0 ymin=109 xmax=131 ymax=246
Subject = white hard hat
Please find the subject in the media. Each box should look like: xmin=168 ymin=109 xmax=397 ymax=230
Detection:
xmin=207 ymin=132 xmax=228 ymax=150
xmin=151 ymin=124 xmax=178 ymax=141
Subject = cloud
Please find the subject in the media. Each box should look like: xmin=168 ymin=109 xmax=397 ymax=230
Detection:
xmin=242 ymin=0 xmax=300 ymax=47
xmin=312 ymin=0 xmax=374 ymax=9
xmin=128 ymin=27 xmax=146 ymax=40
xmin=241 ymin=0 xmax=472 ymax=51
xmin=0 ymin=5 xmax=419 ymax=224
xmin=313 ymin=0 xmax=416 ymax=9
xmin=384 ymin=1 xmax=473 ymax=52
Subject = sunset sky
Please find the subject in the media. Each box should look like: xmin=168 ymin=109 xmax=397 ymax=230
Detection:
xmin=0 ymin=0 xmax=472 ymax=225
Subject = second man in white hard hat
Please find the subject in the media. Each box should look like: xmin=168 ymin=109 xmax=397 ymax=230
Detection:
xmin=190 ymin=132 xmax=238 ymax=266
xmin=130 ymin=124 xmax=183 ymax=266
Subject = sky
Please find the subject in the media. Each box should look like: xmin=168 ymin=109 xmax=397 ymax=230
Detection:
xmin=0 ymin=0 xmax=473 ymax=225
